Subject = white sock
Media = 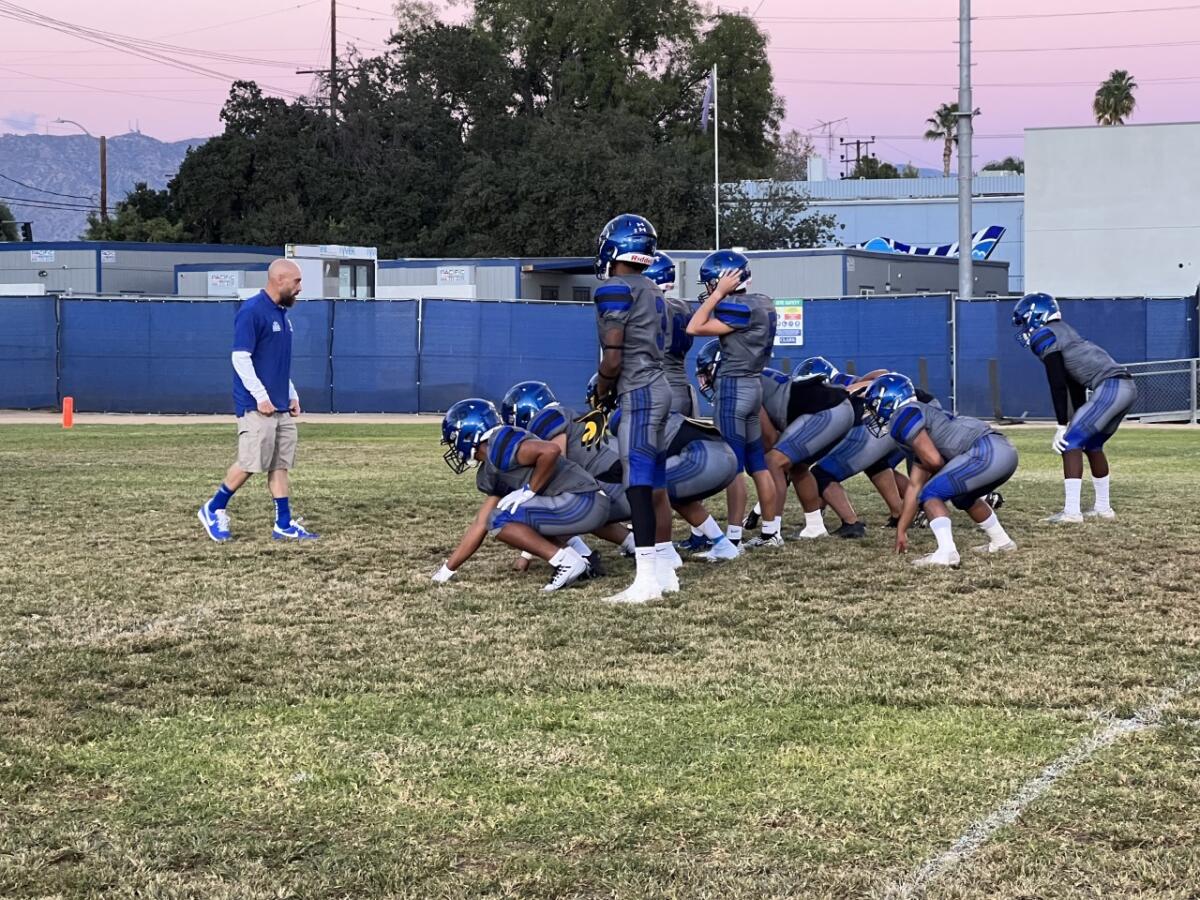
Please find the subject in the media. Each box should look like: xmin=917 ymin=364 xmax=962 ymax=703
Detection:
xmin=752 ymin=501 xmax=762 ymax=516
xmin=929 ymin=516 xmax=956 ymax=554
xmin=634 ymin=547 xmax=656 ymax=581
xmin=567 ymin=536 xmax=592 ymax=558
xmin=727 ymin=524 xmax=743 ymax=542
xmin=1064 ymin=478 xmax=1082 ymax=516
xmin=654 ymin=541 xmax=676 ymax=559
xmin=549 ymin=547 xmax=583 ymax=568
xmin=804 ymin=510 xmax=825 ymax=532
xmin=978 ymin=513 xmax=1010 ymax=545
xmin=1093 ymin=475 xmax=1111 ymax=511
xmin=761 ymin=515 xmax=781 ymax=536
xmin=698 ymin=516 xmax=724 ymax=541
xmin=691 ymin=525 xmax=703 ymax=537
xmin=619 ymin=533 xmax=635 ymax=554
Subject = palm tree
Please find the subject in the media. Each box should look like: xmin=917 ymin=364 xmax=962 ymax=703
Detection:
xmin=1094 ymin=70 xmax=1137 ymax=125
xmin=923 ymin=102 xmax=978 ymax=177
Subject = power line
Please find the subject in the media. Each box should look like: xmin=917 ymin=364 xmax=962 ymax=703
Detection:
xmin=768 ymin=39 xmax=1200 ymax=55
xmin=758 ymin=2 xmax=1200 ymax=23
xmin=0 ymin=172 xmax=93 ymax=200
xmin=0 ymin=193 xmax=97 ymax=212
xmin=0 ymin=63 xmax=224 ymax=107
xmin=776 ymin=76 xmax=1200 ymax=88
xmin=161 ymin=0 xmax=323 ymax=39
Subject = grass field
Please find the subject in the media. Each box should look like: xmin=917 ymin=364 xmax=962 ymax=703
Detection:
xmin=1 ymin=422 xmax=1198 ymax=899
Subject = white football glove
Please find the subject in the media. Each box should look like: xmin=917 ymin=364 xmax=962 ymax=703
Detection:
xmin=432 ymin=563 xmax=456 ymax=584
xmin=1051 ymin=425 xmax=1068 ymax=454
xmin=497 ymin=484 xmax=535 ymax=513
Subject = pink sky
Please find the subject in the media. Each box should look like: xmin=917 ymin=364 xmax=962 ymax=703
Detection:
xmin=4 ymin=0 xmax=1199 ymax=169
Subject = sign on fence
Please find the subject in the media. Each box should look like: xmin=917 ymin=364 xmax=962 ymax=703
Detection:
xmin=773 ymin=298 xmax=804 ymax=347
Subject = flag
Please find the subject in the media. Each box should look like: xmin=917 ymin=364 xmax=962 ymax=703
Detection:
xmin=700 ymin=67 xmax=715 ymax=133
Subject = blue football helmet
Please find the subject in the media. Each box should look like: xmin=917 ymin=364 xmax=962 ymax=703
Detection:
xmin=792 ymin=356 xmax=840 ymax=382
xmin=500 ymin=380 xmax=557 ymax=429
xmin=862 ymin=373 xmax=916 ymax=438
xmin=695 ymin=339 xmax=722 ymax=401
xmin=595 ymin=214 xmax=658 ymax=279
xmin=1012 ymin=292 xmax=1062 ymax=348
xmin=441 ymin=398 xmax=500 ymax=474
xmin=643 ymin=252 xmax=676 ymax=291
xmin=698 ymin=249 xmax=751 ymax=299
xmin=608 ymin=407 xmax=623 ymax=437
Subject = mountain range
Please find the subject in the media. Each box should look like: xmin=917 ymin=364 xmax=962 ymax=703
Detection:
xmin=0 ymin=132 xmax=207 ymax=241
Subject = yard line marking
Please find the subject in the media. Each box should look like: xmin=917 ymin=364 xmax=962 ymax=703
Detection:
xmin=885 ymin=672 xmax=1200 ymax=900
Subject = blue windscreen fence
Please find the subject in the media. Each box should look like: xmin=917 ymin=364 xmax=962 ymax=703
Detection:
xmin=0 ymin=294 xmax=1195 ymax=416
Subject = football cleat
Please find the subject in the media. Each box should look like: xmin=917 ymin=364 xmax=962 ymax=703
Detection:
xmin=792 ymin=524 xmax=829 ymax=540
xmin=743 ymin=532 xmax=784 ymax=549
xmin=1044 ymin=510 xmax=1084 ymax=524
xmin=972 ymin=540 xmax=1017 ymax=554
xmin=198 ymin=503 xmax=231 ymax=543
xmin=833 ymin=522 xmax=866 ymax=539
xmin=602 ymin=578 xmax=663 ymax=604
xmin=675 ymin=533 xmax=713 ymax=553
xmin=985 ymin=490 xmax=1005 ymax=511
xmin=885 ymin=515 xmax=900 ymax=528
xmin=699 ymin=537 xmax=742 ymax=562
xmin=272 ymin=518 xmax=319 ymax=541
xmin=912 ymin=511 xmax=929 ymax=529
xmin=544 ymin=555 xmax=588 ymax=592
xmin=742 ymin=508 xmax=761 ymax=530
xmin=1084 ymin=507 xmax=1116 ymax=520
xmin=583 ymin=552 xmax=606 ymax=579
xmin=913 ymin=550 xmax=961 ymax=567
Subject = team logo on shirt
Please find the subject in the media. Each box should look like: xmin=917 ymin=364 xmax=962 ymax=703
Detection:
xmin=272 ymin=321 xmax=282 ymax=332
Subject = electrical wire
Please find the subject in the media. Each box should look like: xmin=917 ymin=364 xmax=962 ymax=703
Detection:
xmin=0 ymin=172 xmax=94 ymax=200
xmin=757 ymin=2 xmax=1200 ymax=23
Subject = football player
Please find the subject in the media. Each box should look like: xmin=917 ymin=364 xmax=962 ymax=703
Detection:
xmin=500 ymin=381 xmax=558 ymax=430
xmin=610 ymin=408 xmax=742 ymax=561
xmin=792 ymin=356 xmax=887 ymax=390
xmin=589 ymin=214 xmax=678 ymax=603
xmin=760 ymin=367 xmax=858 ymax=539
xmin=1013 ymin=293 xmax=1137 ymax=523
xmin=686 ymin=250 xmax=782 ymax=548
xmin=434 ymin=399 xmax=612 ymax=591
xmin=644 ymin=252 xmax=699 ymax=417
xmin=863 ymin=373 xmax=1018 ymax=567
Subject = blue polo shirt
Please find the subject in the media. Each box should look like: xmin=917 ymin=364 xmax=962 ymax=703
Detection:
xmin=232 ymin=291 xmax=293 ymax=415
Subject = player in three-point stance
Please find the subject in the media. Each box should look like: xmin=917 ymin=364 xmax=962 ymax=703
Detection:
xmin=863 ymin=373 xmax=1018 ymax=567
xmin=1012 ymin=292 xmax=1137 ymax=523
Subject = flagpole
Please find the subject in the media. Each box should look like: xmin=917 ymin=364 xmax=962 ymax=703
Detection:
xmin=712 ymin=64 xmax=720 ymax=250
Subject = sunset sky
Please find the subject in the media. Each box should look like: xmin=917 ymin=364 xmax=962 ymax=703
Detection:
xmin=3 ymin=0 xmax=1199 ymax=169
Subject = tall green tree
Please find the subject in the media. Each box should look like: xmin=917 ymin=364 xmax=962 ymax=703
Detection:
xmin=0 ymin=201 xmax=19 ymax=241
xmin=982 ymin=156 xmax=1024 ymax=174
xmin=849 ymin=156 xmax=900 ymax=179
xmin=1094 ymin=70 xmax=1137 ymax=125
xmin=923 ymin=102 xmax=978 ymax=177
xmin=84 ymin=182 xmax=182 ymax=241
xmin=720 ymin=182 xmax=838 ymax=250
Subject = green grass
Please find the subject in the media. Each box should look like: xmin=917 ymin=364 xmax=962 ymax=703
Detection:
xmin=0 ymin=423 xmax=1197 ymax=898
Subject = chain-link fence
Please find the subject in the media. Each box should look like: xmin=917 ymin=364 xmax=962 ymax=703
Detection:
xmin=1125 ymin=358 xmax=1199 ymax=423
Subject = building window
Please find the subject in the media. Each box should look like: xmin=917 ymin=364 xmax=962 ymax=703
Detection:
xmin=540 ymin=285 xmax=560 ymax=301
xmin=573 ymin=286 xmax=591 ymax=302
xmin=859 ymin=287 xmax=875 ymax=296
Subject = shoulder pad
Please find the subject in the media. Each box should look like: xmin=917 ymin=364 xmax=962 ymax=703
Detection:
xmin=487 ymin=425 xmax=528 ymax=470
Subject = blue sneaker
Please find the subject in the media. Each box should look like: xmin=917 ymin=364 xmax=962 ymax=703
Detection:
xmin=675 ymin=533 xmax=713 ymax=553
xmin=198 ymin=502 xmax=231 ymax=543
xmin=272 ymin=518 xmax=320 ymax=541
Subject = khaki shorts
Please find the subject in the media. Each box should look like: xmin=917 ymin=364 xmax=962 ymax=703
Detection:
xmin=236 ymin=412 xmax=298 ymax=473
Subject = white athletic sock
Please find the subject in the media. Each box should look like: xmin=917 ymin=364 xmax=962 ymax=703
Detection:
xmin=727 ymin=524 xmax=743 ymax=542
xmin=1093 ymin=474 xmax=1111 ymax=511
xmin=654 ymin=541 xmax=675 ymax=559
xmin=752 ymin=501 xmax=762 ymax=516
xmin=978 ymin=513 xmax=1010 ymax=545
xmin=567 ymin=536 xmax=592 ymax=558
xmin=804 ymin=510 xmax=825 ymax=531
xmin=929 ymin=516 xmax=956 ymax=554
xmin=619 ymin=533 xmax=635 ymax=554
xmin=691 ymin=525 xmax=703 ymax=537
xmin=761 ymin=515 xmax=781 ymax=536
xmin=634 ymin=547 xmax=657 ymax=582
xmin=1064 ymin=478 xmax=1083 ymax=516
xmin=699 ymin=516 xmax=724 ymax=541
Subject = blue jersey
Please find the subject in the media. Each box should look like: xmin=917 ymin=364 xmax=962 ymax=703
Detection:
xmin=662 ymin=296 xmax=694 ymax=392
xmin=232 ymin=291 xmax=293 ymax=416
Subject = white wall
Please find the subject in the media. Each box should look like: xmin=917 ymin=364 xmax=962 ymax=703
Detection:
xmin=1025 ymin=122 xmax=1200 ymax=297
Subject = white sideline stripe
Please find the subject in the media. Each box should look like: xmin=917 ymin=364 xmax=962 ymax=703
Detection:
xmin=885 ymin=673 xmax=1200 ymax=900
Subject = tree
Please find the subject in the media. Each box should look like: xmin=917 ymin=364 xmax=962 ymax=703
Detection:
xmin=84 ymin=182 xmax=183 ymax=241
xmin=982 ymin=156 xmax=1024 ymax=174
xmin=849 ymin=156 xmax=900 ymax=179
xmin=0 ymin=201 xmax=18 ymax=241
xmin=719 ymin=182 xmax=839 ymax=250
xmin=772 ymin=130 xmax=815 ymax=181
xmin=923 ymin=101 xmax=978 ymax=177
xmin=1094 ymin=70 xmax=1136 ymax=125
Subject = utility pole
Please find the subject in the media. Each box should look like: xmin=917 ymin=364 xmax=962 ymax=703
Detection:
xmin=811 ymin=117 xmax=847 ymax=171
xmin=99 ymin=135 xmax=108 ymax=223
xmin=838 ymin=136 xmax=875 ymax=178
xmin=329 ymin=0 xmax=337 ymax=120
xmin=957 ymin=0 xmax=973 ymax=302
